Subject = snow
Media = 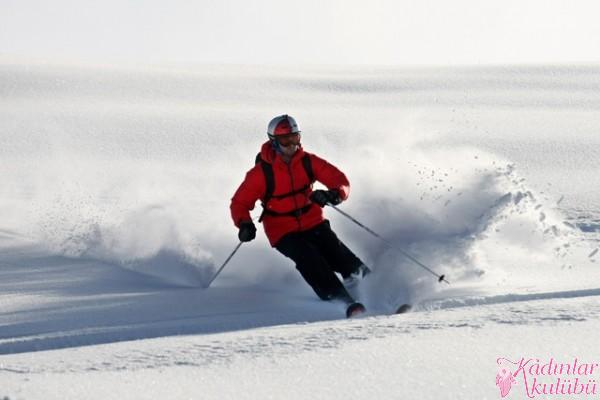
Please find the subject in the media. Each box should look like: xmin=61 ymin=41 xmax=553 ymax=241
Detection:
xmin=3 ymin=296 xmax=600 ymax=399
xmin=1 ymin=62 xmax=600 ymax=399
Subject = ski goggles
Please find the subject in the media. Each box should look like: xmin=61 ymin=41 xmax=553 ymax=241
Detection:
xmin=276 ymin=133 xmax=301 ymax=147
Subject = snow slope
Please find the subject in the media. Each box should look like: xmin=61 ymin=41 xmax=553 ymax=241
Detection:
xmin=3 ymin=296 xmax=600 ymax=399
xmin=1 ymin=62 xmax=600 ymax=398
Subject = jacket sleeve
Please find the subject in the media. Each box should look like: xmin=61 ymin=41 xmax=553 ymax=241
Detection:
xmin=310 ymin=154 xmax=350 ymax=200
xmin=230 ymin=166 xmax=265 ymax=227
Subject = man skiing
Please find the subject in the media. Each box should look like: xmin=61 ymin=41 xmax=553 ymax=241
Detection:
xmin=230 ymin=114 xmax=369 ymax=318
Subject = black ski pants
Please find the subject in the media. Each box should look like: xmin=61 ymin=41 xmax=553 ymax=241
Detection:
xmin=275 ymin=220 xmax=363 ymax=302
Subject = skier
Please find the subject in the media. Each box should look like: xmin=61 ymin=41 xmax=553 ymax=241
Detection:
xmin=230 ymin=114 xmax=369 ymax=317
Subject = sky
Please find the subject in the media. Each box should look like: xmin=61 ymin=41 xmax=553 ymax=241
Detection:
xmin=1 ymin=0 xmax=600 ymax=66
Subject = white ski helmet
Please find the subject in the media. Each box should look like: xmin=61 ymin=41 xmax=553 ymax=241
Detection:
xmin=267 ymin=114 xmax=301 ymax=140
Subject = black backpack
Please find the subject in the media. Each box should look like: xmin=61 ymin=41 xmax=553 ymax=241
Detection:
xmin=255 ymin=153 xmax=315 ymax=221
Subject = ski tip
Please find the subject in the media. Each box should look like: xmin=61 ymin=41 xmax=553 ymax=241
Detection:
xmin=395 ymin=304 xmax=412 ymax=314
xmin=346 ymin=302 xmax=367 ymax=318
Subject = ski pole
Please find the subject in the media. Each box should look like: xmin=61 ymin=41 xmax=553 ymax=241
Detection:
xmin=329 ymin=204 xmax=449 ymax=284
xmin=205 ymin=241 xmax=243 ymax=288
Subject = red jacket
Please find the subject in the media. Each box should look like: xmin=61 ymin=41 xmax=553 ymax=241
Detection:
xmin=231 ymin=141 xmax=350 ymax=246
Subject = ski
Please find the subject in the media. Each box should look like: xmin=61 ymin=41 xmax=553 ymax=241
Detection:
xmin=346 ymin=302 xmax=367 ymax=318
xmin=394 ymin=304 xmax=412 ymax=314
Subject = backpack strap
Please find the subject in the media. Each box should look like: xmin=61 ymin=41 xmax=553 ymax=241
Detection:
xmin=256 ymin=153 xmax=275 ymax=204
xmin=302 ymin=153 xmax=314 ymax=182
xmin=256 ymin=153 xmax=274 ymax=222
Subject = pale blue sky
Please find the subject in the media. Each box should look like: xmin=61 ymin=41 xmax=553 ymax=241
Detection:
xmin=2 ymin=0 xmax=599 ymax=65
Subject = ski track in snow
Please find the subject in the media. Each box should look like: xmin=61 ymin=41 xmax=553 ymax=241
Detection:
xmin=420 ymin=287 xmax=600 ymax=310
xmin=1 ymin=295 xmax=599 ymax=376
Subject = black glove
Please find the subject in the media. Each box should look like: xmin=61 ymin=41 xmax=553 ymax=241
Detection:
xmin=310 ymin=189 xmax=342 ymax=207
xmin=238 ymin=221 xmax=257 ymax=242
